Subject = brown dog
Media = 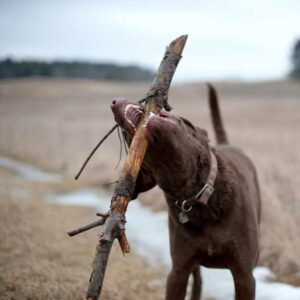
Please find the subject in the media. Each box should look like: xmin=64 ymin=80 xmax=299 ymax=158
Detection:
xmin=111 ymin=84 xmax=261 ymax=300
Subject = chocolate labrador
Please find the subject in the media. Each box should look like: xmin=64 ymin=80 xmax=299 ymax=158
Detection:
xmin=111 ymin=84 xmax=261 ymax=300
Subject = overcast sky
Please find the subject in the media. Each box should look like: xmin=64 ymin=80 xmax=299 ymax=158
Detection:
xmin=0 ymin=0 xmax=299 ymax=82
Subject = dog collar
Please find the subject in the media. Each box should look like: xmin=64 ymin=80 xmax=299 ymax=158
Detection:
xmin=176 ymin=151 xmax=218 ymax=213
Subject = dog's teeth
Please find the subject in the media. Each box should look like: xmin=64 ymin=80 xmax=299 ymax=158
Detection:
xmin=124 ymin=104 xmax=142 ymax=132
xmin=125 ymin=116 xmax=136 ymax=131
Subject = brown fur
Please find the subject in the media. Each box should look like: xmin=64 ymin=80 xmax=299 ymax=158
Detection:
xmin=111 ymin=85 xmax=261 ymax=300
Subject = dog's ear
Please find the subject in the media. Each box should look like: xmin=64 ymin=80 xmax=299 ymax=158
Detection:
xmin=131 ymin=167 xmax=157 ymax=200
xmin=180 ymin=116 xmax=209 ymax=142
xmin=180 ymin=117 xmax=196 ymax=130
xmin=195 ymin=127 xmax=210 ymax=145
xmin=198 ymin=127 xmax=208 ymax=138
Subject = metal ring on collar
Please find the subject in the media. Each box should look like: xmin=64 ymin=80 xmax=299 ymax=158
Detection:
xmin=181 ymin=200 xmax=192 ymax=212
xmin=175 ymin=200 xmax=181 ymax=209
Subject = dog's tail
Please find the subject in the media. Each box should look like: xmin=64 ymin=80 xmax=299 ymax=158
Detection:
xmin=207 ymin=83 xmax=229 ymax=144
xmin=190 ymin=266 xmax=201 ymax=300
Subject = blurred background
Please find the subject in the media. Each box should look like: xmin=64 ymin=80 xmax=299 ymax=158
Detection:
xmin=1 ymin=0 xmax=300 ymax=81
xmin=0 ymin=1 xmax=300 ymax=299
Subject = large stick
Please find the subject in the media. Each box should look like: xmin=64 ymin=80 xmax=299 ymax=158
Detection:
xmin=86 ymin=34 xmax=188 ymax=300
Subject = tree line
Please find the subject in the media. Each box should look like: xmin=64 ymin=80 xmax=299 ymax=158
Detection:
xmin=290 ymin=39 xmax=300 ymax=79
xmin=1 ymin=38 xmax=300 ymax=81
xmin=0 ymin=58 xmax=155 ymax=81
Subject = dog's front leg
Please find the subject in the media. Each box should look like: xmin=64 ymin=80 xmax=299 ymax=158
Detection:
xmin=231 ymin=269 xmax=255 ymax=300
xmin=166 ymin=267 xmax=190 ymax=300
xmin=166 ymin=216 xmax=200 ymax=300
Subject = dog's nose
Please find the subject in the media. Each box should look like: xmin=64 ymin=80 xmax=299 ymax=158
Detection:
xmin=111 ymin=99 xmax=118 ymax=110
xmin=112 ymin=98 xmax=126 ymax=109
xmin=111 ymin=98 xmax=126 ymax=112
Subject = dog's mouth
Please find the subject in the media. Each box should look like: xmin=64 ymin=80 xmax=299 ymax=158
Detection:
xmin=124 ymin=104 xmax=144 ymax=133
xmin=111 ymin=99 xmax=175 ymax=138
xmin=111 ymin=100 xmax=143 ymax=136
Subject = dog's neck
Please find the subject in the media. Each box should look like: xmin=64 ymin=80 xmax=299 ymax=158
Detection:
xmin=162 ymin=139 xmax=211 ymax=200
xmin=164 ymin=144 xmax=235 ymax=229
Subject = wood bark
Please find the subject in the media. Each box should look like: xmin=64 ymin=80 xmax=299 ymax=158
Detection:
xmin=86 ymin=35 xmax=188 ymax=300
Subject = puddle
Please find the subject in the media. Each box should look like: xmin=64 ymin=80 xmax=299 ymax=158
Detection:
xmin=0 ymin=155 xmax=61 ymax=182
xmin=46 ymin=189 xmax=171 ymax=265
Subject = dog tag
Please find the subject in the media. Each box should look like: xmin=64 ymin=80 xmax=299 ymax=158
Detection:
xmin=178 ymin=211 xmax=189 ymax=224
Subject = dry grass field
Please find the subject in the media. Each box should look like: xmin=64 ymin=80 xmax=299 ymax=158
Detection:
xmin=0 ymin=78 xmax=300 ymax=298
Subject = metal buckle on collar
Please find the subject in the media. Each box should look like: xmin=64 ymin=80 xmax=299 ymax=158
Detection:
xmin=195 ymin=183 xmax=214 ymax=199
xmin=175 ymin=183 xmax=214 ymax=213
xmin=181 ymin=200 xmax=192 ymax=212
xmin=175 ymin=200 xmax=192 ymax=212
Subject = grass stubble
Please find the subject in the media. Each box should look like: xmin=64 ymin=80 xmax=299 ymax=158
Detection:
xmin=0 ymin=78 xmax=299 ymax=298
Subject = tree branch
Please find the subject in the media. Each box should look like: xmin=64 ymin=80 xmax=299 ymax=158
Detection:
xmin=85 ymin=34 xmax=188 ymax=300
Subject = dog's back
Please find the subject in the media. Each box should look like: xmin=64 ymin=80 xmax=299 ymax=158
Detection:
xmin=208 ymin=83 xmax=261 ymax=222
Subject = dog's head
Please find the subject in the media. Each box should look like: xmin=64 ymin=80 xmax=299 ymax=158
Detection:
xmin=111 ymin=99 xmax=209 ymax=196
